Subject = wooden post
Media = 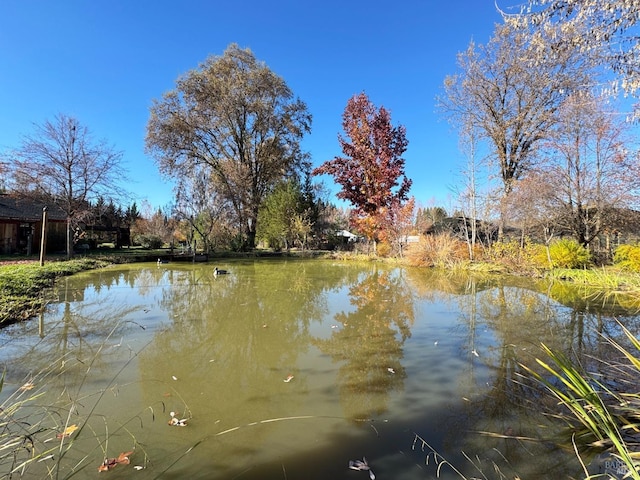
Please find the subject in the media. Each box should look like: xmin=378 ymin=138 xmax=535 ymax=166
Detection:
xmin=39 ymin=206 xmax=48 ymax=266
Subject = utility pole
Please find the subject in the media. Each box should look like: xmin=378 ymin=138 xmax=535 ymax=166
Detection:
xmin=39 ymin=206 xmax=48 ymax=266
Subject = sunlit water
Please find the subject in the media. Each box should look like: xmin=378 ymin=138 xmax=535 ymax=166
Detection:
xmin=1 ymin=259 xmax=637 ymax=479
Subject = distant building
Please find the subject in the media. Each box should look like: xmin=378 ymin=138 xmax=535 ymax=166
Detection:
xmin=0 ymin=194 xmax=66 ymax=254
xmin=336 ymin=229 xmax=358 ymax=242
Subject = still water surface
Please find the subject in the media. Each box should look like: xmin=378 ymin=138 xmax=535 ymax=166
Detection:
xmin=1 ymin=259 xmax=637 ymax=479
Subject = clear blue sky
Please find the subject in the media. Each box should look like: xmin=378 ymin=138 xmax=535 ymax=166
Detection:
xmin=0 ymin=0 xmax=504 ymax=213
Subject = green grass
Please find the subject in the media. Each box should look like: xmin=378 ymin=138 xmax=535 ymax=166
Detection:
xmin=0 ymin=258 xmax=110 ymax=325
xmin=523 ymin=324 xmax=640 ymax=479
xmin=547 ymin=267 xmax=640 ymax=291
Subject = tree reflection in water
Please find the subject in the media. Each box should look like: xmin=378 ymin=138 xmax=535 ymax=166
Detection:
xmin=312 ymin=266 xmax=415 ymax=419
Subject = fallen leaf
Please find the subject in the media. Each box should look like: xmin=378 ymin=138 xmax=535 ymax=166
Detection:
xmin=168 ymin=417 xmax=188 ymax=426
xmin=117 ymin=451 xmax=133 ymax=464
xmin=98 ymin=459 xmax=117 ymax=472
xmin=168 ymin=412 xmax=188 ymax=426
xmin=98 ymin=451 xmax=134 ymax=472
xmin=56 ymin=424 xmax=78 ymax=439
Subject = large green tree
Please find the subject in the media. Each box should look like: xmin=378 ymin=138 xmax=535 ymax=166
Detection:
xmin=257 ymin=178 xmax=311 ymax=251
xmin=313 ymin=92 xmax=411 ymax=247
xmin=146 ymin=44 xmax=311 ymax=250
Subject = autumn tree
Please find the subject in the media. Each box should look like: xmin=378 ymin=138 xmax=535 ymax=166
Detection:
xmin=439 ymin=23 xmax=591 ymax=238
xmin=146 ymin=44 xmax=311 ymax=250
xmin=10 ymin=114 xmax=126 ymax=258
xmin=378 ymin=197 xmax=416 ymax=258
xmin=504 ymin=0 xmax=640 ymax=113
xmin=523 ymin=92 xmax=638 ymax=248
xmin=131 ymin=203 xmax=176 ymax=249
xmin=313 ymin=92 xmax=412 ymax=251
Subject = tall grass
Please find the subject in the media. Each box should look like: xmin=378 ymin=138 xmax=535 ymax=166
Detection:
xmin=523 ymin=323 xmax=640 ymax=479
xmin=0 ymin=322 xmax=190 ymax=479
xmin=406 ymin=233 xmax=469 ymax=268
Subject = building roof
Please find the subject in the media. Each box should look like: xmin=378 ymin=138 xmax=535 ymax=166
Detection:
xmin=0 ymin=194 xmax=67 ymax=222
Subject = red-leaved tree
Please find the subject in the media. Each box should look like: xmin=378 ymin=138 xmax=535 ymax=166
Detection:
xmin=313 ymin=93 xmax=412 ymax=250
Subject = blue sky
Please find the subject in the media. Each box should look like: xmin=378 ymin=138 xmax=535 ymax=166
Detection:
xmin=0 ymin=1 xmax=504 ymax=213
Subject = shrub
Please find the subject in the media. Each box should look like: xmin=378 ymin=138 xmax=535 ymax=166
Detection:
xmin=406 ymin=233 xmax=467 ymax=268
xmin=133 ymin=234 xmax=163 ymax=249
xmin=376 ymin=240 xmax=392 ymax=258
xmin=547 ymin=238 xmax=591 ymax=269
xmin=485 ymin=238 xmax=547 ymax=272
xmin=614 ymin=244 xmax=640 ymax=272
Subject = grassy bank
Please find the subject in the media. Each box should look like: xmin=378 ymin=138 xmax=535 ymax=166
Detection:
xmin=0 ymin=258 xmax=110 ymax=325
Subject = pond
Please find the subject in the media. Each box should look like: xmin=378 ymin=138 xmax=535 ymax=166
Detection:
xmin=1 ymin=259 xmax=638 ymax=479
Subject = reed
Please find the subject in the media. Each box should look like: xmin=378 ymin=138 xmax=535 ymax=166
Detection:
xmin=0 ymin=323 xmax=193 ymax=479
xmin=522 ymin=323 xmax=640 ymax=479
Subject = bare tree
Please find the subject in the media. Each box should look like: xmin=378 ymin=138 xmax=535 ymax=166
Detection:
xmin=503 ymin=0 xmax=640 ymax=114
xmin=439 ymin=22 xmax=591 ymax=238
xmin=10 ymin=114 xmax=126 ymax=258
xmin=146 ymin=44 xmax=311 ymax=250
xmin=455 ymin=118 xmax=485 ymax=259
xmin=535 ymin=92 xmax=638 ymax=248
xmin=173 ymin=165 xmax=230 ymax=253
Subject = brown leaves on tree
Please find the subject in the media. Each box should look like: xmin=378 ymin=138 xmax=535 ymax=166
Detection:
xmin=146 ymin=44 xmax=312 ymax=249
xmin=313 ymin=92 xmax=411 ymax=240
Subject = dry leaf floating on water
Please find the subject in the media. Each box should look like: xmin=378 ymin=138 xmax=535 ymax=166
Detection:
xmin=56 ymin=424 xmax=78 ymax=439
xmin=348 ymin=457 xmax=375 ymax=479
xmin=168 ymin=412 xmax=188 ymax=426
xmin=98 ymin=451 xmax=133 ymax=472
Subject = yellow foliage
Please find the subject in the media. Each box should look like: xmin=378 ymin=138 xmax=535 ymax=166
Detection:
xmin=376 ymin=241 xmax=392 ymax=257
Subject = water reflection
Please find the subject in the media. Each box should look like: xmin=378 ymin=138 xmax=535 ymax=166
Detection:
xmin=0 ymin=261 xmax=638 ymax=479
xmin=312 ymin=267 xmax=414 ymax=419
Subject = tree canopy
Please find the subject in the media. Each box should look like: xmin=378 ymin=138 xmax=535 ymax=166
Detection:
xmin=10 ymin=113 xmax=126 ymax=258
xmin=439 ymin=22 xmax=592 ymax=237
xmin=146 ymin=43 xmax=312 ymax=250
xmin=313 ymin=92 xmax=411 ymax=244
xmin=503 ymin=0 xmax=640 ymax=108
